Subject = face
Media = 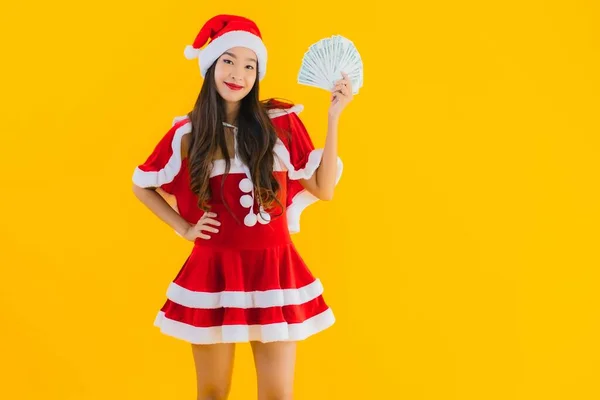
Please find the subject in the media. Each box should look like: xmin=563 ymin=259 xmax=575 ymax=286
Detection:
xmin=214 ymin=46 xmax=258 ymax=103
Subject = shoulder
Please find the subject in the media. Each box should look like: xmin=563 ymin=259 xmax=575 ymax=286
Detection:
xmin=132 ymin=114 xmax=192 ymax=190
xmin=150 ymin=115 xmax=192 ymax=148
xmin=263 ymin=99 xmax=307 ymax=144
xmin=263 ymin=98 xmax=304 ymax=121
xmin=265 ymin=100 xmax=316 ymax=170
xmin=169 ymin=115 xmax=192 ymax=159
xmin=133 ymin=115 xmax=191 ymax=174
xmin=267 ymin=104 xmax=304 ymax=120
xmin=171 ymin=115 xmax=192 ymax=136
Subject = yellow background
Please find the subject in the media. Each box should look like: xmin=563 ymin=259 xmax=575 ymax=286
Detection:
xmin=1 ymin=0 xmax=599 ymax=399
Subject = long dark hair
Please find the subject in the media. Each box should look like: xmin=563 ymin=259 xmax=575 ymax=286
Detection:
xmin=185 ymin=61 xmax=289 ymax=222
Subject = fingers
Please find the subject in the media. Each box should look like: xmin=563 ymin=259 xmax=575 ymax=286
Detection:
xmin=200 ymin=225 xmax=219 ymax=233
xmin=334 ymin=72 xmax=349 ymax=84
xmin=200 ymin=212 xmax=217 ymax=220
xmin=329 ymin=72 xmax=354 ymax=116
xmin=193 ymin=212 xmax=220 ymax=240
xmin=330 ymin=92 xmax=340 ymax=104
xmin=193 ymin=224 xmax=217 ymax=240
xmin=333 ymin=81 xmax=348 ymax=91
xmin=332 ymin=84 xmax=351 ymax=99
xmin=197 ymin=217 xmax=220 ymax=233
xmin=198 ymin=213 xmax=220 ymax=227
xmin=333 ymin=72 xmax=352 ymax=89
xmin=200 ymin=217 xmax=221 ymax=227
xmin=340 ymin=85 xmax=351 ymax=97
xmin=332 ymin=76 xmax=353 ymax=99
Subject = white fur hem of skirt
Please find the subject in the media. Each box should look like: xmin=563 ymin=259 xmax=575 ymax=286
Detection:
xmin=153 ymin=308 xmax=335 ymax=344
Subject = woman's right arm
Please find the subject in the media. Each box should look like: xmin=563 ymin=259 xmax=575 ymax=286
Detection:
xmin=132 ymin=184 xmax=220 ymax=240
xmin=132 ymin=184 xmax=192 ymax=236
xmin=131 ymin=117 xmax=220 ymax=240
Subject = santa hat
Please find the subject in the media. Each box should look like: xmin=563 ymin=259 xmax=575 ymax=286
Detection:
xmin=184 ymin=14 xmax=268 ymax=81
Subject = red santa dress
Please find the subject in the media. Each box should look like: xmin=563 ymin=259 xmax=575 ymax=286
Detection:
xmin=132 ymin=104 xmax=342 ymax=344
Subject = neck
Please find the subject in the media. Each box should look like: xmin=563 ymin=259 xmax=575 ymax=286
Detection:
xmin=224 ymin=101 xmax=240 ymax=125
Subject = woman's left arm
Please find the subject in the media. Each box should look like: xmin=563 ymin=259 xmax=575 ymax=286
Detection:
xmin=300 ymin=72 xmax=354 ymax=200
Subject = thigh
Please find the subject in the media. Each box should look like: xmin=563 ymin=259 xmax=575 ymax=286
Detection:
xmin=191 ymin=343 xmax=236 ymax=400
xmin=251 ymin=340 xmax=297 ymax=400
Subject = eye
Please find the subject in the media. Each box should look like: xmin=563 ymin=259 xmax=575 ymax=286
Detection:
xmin=223 ymin=59 xmax=233 ymax=64
xmin=246 ymin=65 xmax=255 ymax=70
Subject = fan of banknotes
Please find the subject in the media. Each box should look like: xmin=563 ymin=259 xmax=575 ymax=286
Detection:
xmin=297 ymin=35 xmax=363 ymax=95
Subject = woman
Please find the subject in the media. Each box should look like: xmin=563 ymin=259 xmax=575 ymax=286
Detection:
xmin=132 ymin=14 xmax=353 ymax=400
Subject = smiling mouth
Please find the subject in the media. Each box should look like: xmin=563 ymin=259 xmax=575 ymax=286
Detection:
xmin=225 ymin=82 xmax=244 ymax=91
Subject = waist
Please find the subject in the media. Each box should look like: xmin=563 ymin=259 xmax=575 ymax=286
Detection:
xmin=193 ymin=203 xmax=291 ymax=250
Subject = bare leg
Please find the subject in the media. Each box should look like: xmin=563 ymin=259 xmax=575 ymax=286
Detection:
xmin=251 ymin=341 xmax=297 ymax=400
xmin=191 ymin=343 xmax=236 ymax=400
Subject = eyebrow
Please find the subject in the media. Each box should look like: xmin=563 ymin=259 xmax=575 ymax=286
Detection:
xmin=223 ymin=51 xmax=257 ymax=64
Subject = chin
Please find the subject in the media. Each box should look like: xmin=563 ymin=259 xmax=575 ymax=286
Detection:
xmin=221 ymin=93 xmax=247 ymax=102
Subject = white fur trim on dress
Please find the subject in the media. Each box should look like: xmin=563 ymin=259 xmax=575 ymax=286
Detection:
xmin=267 ymin=104 xmax=304 ymax=118
xmin=153 ymin=307 xmax=335 ymax=344
xmin=273 ymin=142 xmax=344 ymax=234
xmin=166 ymin=279 xmax=324 ymax=309
xmin=197 ymin=30 xmax=268 ymax=80
xmin=268 ymin=103 xmax=343 ymax=232
xmin=210 ymin=157 xmax=287 ymax=177
xmin=133 ymin=110 xmax=341 ymax=234
xmin=132 ymin=120 xmax=192 ymax=188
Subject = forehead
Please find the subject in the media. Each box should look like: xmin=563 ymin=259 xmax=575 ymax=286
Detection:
xmin=223 ymin=46 xmax=258 ymax=62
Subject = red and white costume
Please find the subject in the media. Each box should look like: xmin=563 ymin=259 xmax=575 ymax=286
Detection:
xmin=132 ymin=14 xmax=342 ymax=344
xmin=132 ymin=103 xmax=342 ymax=344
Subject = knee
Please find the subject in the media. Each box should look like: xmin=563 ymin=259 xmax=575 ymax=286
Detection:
xmin=273 ymin=395 xmax=293 ymax=400
xmin=261 ymin=390 xmax=294 ymax=400
xmin=197 ymin=385 xmax=230 ymax=400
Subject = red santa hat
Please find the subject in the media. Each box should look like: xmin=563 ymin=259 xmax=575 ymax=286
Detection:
xmin=184 ymin=14 xmax=268 ymax=81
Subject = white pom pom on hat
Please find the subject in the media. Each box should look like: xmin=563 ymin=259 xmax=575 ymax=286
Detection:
xmin=184 ymin=14 xmax=268 ymax=81
xmin=184 ymin=45 xmax=201 ymax=60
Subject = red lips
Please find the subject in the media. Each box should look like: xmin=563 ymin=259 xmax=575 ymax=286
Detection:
xmin=225 ymin=82 xmax=244 ymax=91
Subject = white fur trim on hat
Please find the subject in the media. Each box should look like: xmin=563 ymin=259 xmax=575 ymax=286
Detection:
xmin=189 ymin=30 xmax=267 ymax=81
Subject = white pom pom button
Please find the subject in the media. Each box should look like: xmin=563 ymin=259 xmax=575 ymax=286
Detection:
xmin=240 ymin=194 xmax=253 ymax=208
xmin=258 ymin=212 xmax=271 ymax=224
xmin=239 ymin=178 xmax=253 ymax=193
xmin=244 ymin=213 xmax=258 ymax=227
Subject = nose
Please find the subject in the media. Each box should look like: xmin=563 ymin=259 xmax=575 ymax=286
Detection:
xmin=230 ymin=66 xmax=246 ymax=82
